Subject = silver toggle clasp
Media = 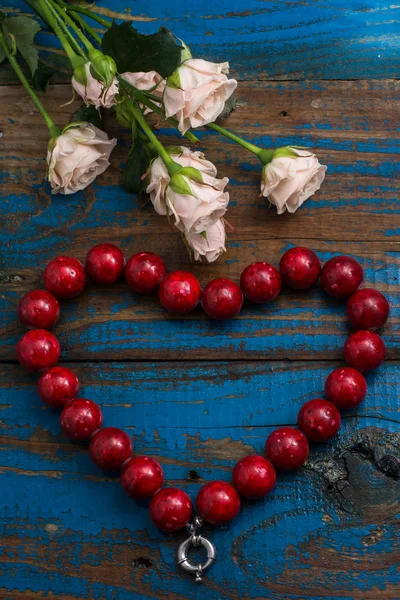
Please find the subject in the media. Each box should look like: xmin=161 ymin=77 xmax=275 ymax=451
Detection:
xmin=177 ymin=517 xmax=216 ymax=583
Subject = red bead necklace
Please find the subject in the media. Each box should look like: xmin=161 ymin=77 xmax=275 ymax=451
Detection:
xmin=15 ymin=244 xmax=390 ymax=582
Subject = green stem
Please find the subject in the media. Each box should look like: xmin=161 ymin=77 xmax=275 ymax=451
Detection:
xmin=135 ymin=91 xmax=199 ymax=144
xmin=0 ymin=25 xmax=60 ymax=138
xmin=37 ymin=0 xmax=83 ymax=67
xmin=66 ymin=9 xmax=102 ymax=44
xmin=46 ymin=0 xmax=87 ymax=58
xmin=48 ymin=0 xmax=95 ymax=51
xmin=118 ymin=77 xmax=200 ymax=144
xmin=141 ymin=90 xmax=163 ymax=103
xmin=24 ymin=0 xmax=57 ymax=33
xmin=67 ymin=6 xmax=111 ymax=29
xmin=127 ymin=101 xmax=180 ymax=175
xmin=206 ymin=122 xmax=263 ymax=157
xmin=208 ymin=122 xmax=274 ymax=164
xmin=52 ymin=0 xmax=101 ymax=44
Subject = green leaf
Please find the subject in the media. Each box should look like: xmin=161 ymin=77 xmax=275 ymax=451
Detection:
xmin=32 ymin=60 xmax=54 ymax=92
xmin=3 ymin=16 xmax=41 ymax=75
xmin=123 ymin=131 xmax=154 ymax=195
xmin=102 ymin=22 xmax=182 ymax=79
xmin=115 ymin=98 xmax=134 ymax=129
xmin=71 ymin=104 xmax=102 ymax=129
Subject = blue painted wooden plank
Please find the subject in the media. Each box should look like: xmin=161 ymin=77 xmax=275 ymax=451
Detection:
xmin=8 ymin=0 xmax=400 ymax=79
xmin=0 ymin=363 xmax=399 ymax=599
xmin=2 ymin=80 xmax=398 ymax=360
xmin=1 ymin=361 xmax=399 ymax=436
xmin=0 ymin=462 xmax=398 ymax=600
xmin=0 ymin=49 xmax=398 ymax=600
xmin=2 ymin=259 xmax=399 ymax=359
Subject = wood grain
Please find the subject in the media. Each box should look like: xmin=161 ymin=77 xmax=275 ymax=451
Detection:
xmin=0 ymin=13 xmax=399 ymax=597
xmin=1 ymin=81 xmax=399 ymax=360
xmin=5 ymin=1 xmax=400 ymax=80
xmin=0 ymin=363 xmax=399 ymax=600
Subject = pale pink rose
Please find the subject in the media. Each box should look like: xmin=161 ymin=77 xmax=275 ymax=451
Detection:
xmin=146 ymin=146 xmax=229 ymax=233
xmin=47 ymin=123 xmax=117 ymax=195
xmin=121 ymin=71 xmax=165 ymax=114
xmin=261 ymin=148 xmax=327 ymax=214
xmin=185 ymin=219 xmax=226 ymax=263
xmin=72 ymin=62 xmax=119 ymax=109
xmin=163 ymin=58 xmax=237 ymax=134
xmin=146 ymin=146 xmax=222 ymax=215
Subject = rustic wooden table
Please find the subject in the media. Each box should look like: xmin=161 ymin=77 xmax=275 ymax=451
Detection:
xmin=1 ymin=1 xmax=399 ymax=599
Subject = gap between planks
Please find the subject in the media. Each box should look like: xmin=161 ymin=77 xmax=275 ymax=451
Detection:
xmin=1 ymin=358 xmax=399 ymax=364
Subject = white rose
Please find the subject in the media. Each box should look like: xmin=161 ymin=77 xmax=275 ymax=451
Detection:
xmin=121 ymin=71 xmax=165 ymax=114
xmin=146 ymin=146 xmax=229 ymax=233
xmin=185 ymin=219 xmax=226 ymax=263
xmin=261 ymin=148 xmax=327 ymax=214
xmin=163 ymin=58 xmax=237 ymax=134
xmin=47 ymin=123 xmax=117 ymax=195
xmin=72 ymin=62 xmax=119 ymax=109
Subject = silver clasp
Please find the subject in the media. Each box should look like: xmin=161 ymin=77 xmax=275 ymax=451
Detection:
xmin=177 ymin=516 xmax=216 ymax=582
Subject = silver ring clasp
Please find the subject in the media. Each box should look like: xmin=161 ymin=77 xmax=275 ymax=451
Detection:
xmin=177 ymin=518 xmax=216 ymax=582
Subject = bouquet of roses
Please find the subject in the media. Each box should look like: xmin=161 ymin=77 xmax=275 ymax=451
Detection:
xmin=0 ymin=1 xmax=327 ymax=262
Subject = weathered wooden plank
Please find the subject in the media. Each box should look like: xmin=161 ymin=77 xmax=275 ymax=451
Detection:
xmin=2 ymin=235 xmax=399 ymax=360
xmin=5 ymin=0 xmax=400 ymax=80
xmin=0 ymin=81 xmax=399 ymax=359
xmin=1 ymin=361 xmax=399 ymax=463
xmin=1 ymin=238 xmax=399 ymax=361
xmin=0 ymin=362 xmax=399 ymax=599
xmin=1 ymin=1 xmax=399 ymax=596
xmin=1 ymin=80 xmax=400 ymax=244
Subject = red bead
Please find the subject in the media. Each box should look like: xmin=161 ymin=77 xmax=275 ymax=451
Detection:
xmin=344 ymin=330 xmax=386 ymax=372
xmin=298 ymin=399 xmax=341 ymax=443
xmin=60 ymin=398 xmax=103 ymax=442
xmin=121 ymin=456 xmax=164 ymax=499
xmin=196 ymin=481 xmax=240 ymax=525
xmin=44 ymin=256 xmax=86 ymax=299
xmin=240 ymin=262 xmax=281 ymax=303
xmin=18 ymin=290 xmax=60 ymax=330
xmin=325 ymin=367 xmax=367 ymax=409
xmin=158 ymin=271 xmax=201 ymax=314
xmin=201 ymin=278 xmax=243 ymax=320
xmin=279 ymin=247 xmax=321 ymax=290
xmin=38 ymin=366 xmax=80 ymax=408
xmin=89 ymin=427 xmax=132 ymax=472
xmin=17 ymin=330 xmax=60 ymax=371
xmin=321 ymin=256 xmax=363 ymax=299
xmin=149 ymin=487 xmax=193 ymax=532
xmin=232 ymin=455 xmax=276 ymax=500
xmin=265 ymin=427 xmax=309 ymax=471
xmin=125 ymin=252 xmax=166 ymax=294
xmin=346 ymin=288 xmax=390 ymax=331
xmin=85 ymin=243 xmax=125 ymax=284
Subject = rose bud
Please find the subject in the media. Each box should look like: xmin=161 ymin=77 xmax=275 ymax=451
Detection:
xmin=146 ymin=146 xmax=229 ymax=234
xmin=260 ymin=147 xmax=327 ymax=214
xmin=184 ymin=219 xmax=226 ymax=263
xmin=72 ymin=61 xmax=119 ymax=109
xmin=163 ymin=57 xmax=237 ymax=134
xmin=47 ymin=123 xmax=117 ymax=195
xmin=121 ymin=71 xmax=165 ymax=114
